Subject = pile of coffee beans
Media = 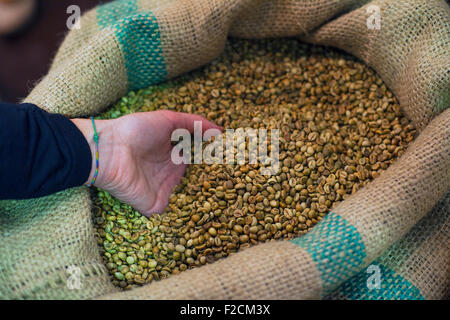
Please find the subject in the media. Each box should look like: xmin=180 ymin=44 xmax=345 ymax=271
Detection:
xmin=92 ymin=38 xmax=416 ymax=289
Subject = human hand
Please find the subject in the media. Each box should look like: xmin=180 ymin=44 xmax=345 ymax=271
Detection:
xmin=72 ymin=110 xmax=221 ymax=216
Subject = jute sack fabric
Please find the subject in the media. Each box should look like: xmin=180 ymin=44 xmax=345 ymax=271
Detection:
xmin=0 ymin=0 xmax=448 ymax=299
xmin=326 ymin=192 xmax=449 ymax=300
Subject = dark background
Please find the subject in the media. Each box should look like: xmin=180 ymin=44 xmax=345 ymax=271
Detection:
xmin=0 ymin=0 xmax=111 ymax=103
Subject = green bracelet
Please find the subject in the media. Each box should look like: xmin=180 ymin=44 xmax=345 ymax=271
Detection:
xmin=89 ymin=117 xmax=99 ymax=187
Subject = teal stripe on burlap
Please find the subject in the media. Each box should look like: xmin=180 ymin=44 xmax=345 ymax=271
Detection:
xmin=327 ymin=263 xmax=424 ymax=300
xmin=290 ymin=212 xmax=366 ymax=291
xmin=97 ymin=0 xmax=138 ymax=28
xmin=97 ymin=0 xmax=167 ymax=90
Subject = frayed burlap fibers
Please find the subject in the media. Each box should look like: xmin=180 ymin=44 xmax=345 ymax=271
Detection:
xmin=0 ymin=0 xmax=448 ymax=299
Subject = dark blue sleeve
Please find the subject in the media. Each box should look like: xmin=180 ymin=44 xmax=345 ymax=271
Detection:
xmin=0 ymin=102 xmax=92 ymax=199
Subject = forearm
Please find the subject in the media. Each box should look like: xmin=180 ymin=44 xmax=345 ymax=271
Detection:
xmin=0 ymin=102 xmax=92 ymax=199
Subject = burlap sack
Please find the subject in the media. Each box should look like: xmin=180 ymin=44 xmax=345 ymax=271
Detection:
xmin=0 ymin=0 xmax=448 ymax=299
xmin=326 ymin=192 xmax=449 ymax=300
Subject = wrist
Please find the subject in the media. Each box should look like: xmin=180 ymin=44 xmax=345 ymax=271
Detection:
xmin=70 ymin=118 xmax=113 ymax=188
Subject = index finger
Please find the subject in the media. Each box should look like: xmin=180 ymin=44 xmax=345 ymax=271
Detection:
xmin=164 ymin=111 xmax=223 ymax=133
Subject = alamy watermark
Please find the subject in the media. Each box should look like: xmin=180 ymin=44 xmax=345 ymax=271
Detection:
xmin=366 ymin=264 xmax=381 ymax=290
xmin=66 ymin=265 xmax=81 ymax=290
xmin=171 ymin=121 xmax=280 ymax=176
xmin=66 ymin=5 xmax=81 ymax=30
xmin=366 ymin=5 xmax=381 ymax=30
